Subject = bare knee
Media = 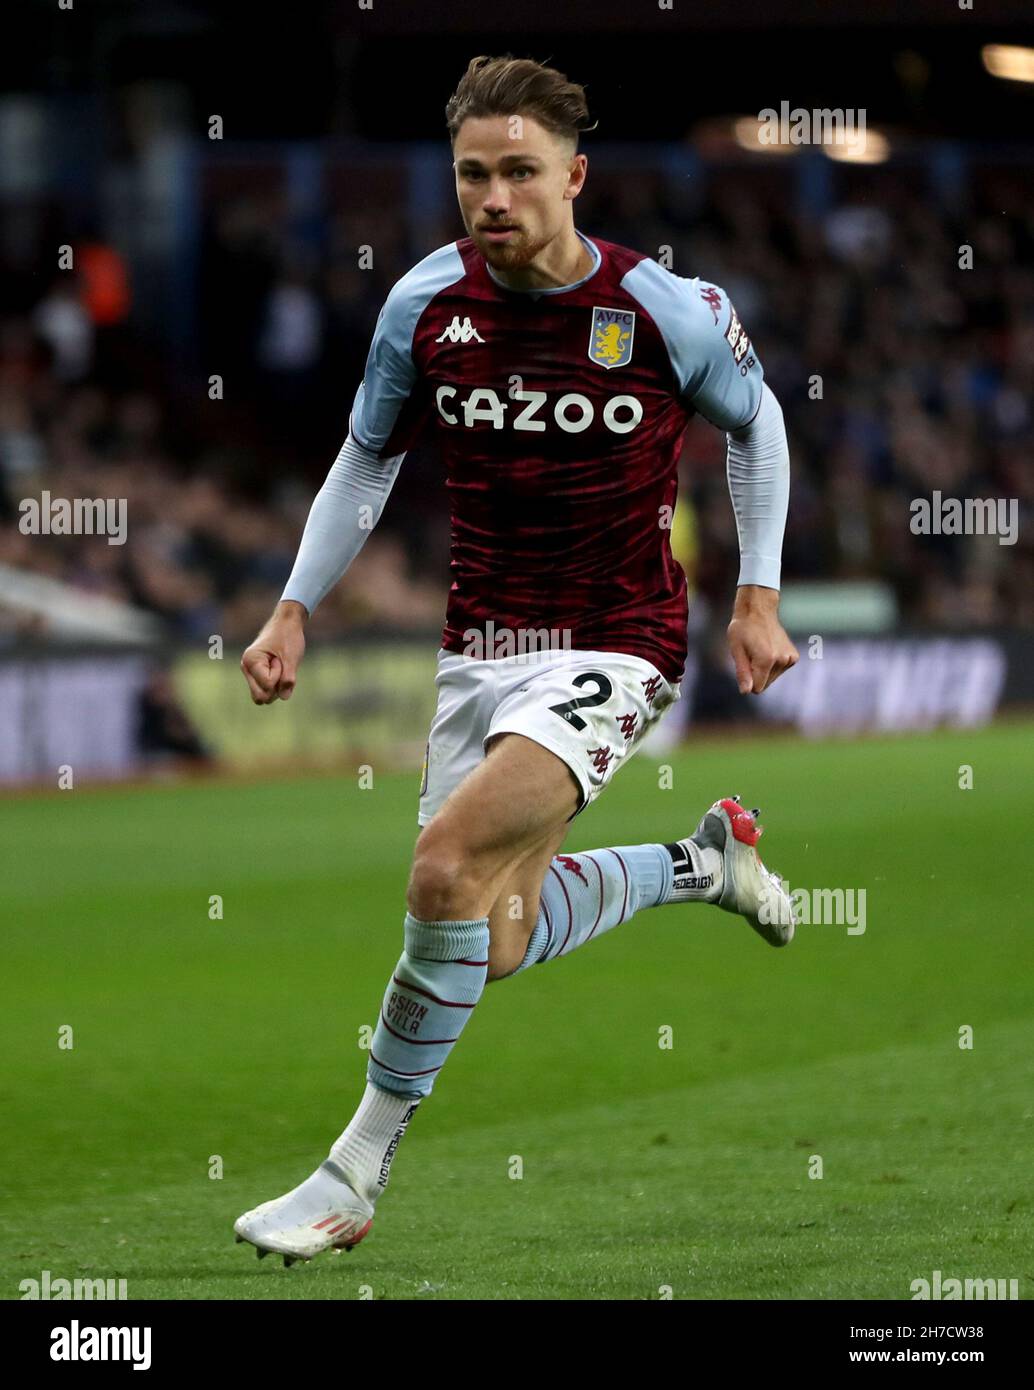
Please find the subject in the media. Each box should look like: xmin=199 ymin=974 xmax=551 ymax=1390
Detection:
xmin=407 ymin=841 xmax=484 ymax=922
xmin=407 ymin=851 xmax=529 ymax=977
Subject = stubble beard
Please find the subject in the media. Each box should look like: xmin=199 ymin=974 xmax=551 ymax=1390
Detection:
xmin=476 ymin=224 xmax=552 ymax=272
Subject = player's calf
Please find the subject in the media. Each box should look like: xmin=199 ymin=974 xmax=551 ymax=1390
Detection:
xmin=502 ymin=795 xmax=795 ymax=971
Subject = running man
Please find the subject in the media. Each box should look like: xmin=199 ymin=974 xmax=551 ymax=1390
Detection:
xmin=235 ymin=54 xmax=799 ymax=1264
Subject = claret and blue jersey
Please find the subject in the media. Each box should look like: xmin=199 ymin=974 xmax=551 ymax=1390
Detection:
xmin=349 ymin=229 xmax=764 ymax=684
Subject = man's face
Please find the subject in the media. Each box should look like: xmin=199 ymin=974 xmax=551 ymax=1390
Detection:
xmin=452 ymin=114 xmax=586 ymax=271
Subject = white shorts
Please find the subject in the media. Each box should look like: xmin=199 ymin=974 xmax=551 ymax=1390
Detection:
xmin=417 ymin=646 xmax=682 ymax=827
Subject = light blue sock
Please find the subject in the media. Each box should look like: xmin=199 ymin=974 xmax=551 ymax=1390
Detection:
xmin=511 ymin=840 xmax=718 ymax=972
xmin=367 ymin=912 xmax=490 ymax=1097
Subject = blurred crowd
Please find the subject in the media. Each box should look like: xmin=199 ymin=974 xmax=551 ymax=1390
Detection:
xmin=2 ymin=157 xmax=1033 ymax=651
xmin=658 ymin=164 xmax=1034 ymax=628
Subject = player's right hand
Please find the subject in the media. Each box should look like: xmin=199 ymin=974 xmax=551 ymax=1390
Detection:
xmin=240 ymin=603 xmax=307 ymax=704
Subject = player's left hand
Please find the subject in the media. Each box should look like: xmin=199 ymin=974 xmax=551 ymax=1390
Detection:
xmin=727 ymin=586 xmax=799 ymax=695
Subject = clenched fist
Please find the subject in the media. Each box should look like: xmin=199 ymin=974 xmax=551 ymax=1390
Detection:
xmin=240 ymin=600 xmax=308 ymax=705
xmin=727 ymin=585 xmax=798 ymax=695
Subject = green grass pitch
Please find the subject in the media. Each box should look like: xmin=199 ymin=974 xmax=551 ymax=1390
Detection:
xmin=3 ymin=722 xmax=1032 ymax=1300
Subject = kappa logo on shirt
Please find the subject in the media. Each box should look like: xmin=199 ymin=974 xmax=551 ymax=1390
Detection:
xmin=435 ymin=316 xmax=486 ymax=344
xmin=700 ymin=286 xmax=723 ymax=323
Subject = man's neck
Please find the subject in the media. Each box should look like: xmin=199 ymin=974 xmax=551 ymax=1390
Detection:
xmin=489 ymin=227 xmax=594 ymax=293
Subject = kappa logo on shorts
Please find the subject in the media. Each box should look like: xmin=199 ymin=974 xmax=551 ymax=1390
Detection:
xmin=641 ymin=675 xmax=663 ymax=706
xmin=587 ymin=746 xmax=613 ymax=774
xmin=617 ymin=712 xmax=638 ymax=741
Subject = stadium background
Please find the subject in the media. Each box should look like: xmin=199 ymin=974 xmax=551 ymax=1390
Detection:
xmin=3 ymin=0 xmax=1034 ymax=777
xmin=2 ymin=0 xmax=1033 ymax=1303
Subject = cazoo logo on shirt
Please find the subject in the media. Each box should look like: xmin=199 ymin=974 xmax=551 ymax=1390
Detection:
xmin=435 ymin=384 xmax=644 ymax=435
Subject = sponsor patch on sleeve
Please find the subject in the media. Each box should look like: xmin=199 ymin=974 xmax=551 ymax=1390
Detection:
xmin=725 ymin=303 xmax=752 ymax=365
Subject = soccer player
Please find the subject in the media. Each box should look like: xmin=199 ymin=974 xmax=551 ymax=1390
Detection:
xmin=235 ymin=55 xmax=799 ymax=1264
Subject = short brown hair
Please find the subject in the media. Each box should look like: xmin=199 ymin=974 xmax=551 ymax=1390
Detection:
xmin=445 ymin=55 xmax=596 ymax=150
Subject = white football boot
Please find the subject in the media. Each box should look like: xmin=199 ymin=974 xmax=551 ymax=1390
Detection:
xmin=691 ymin=795 xmax=795 ymax=947
xmin=234 ymin=1162 xmax=374 ymax=1266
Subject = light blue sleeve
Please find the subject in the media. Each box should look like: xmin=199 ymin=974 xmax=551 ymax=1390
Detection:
xmin=727 ymin=383 xmax=789 ymax=590
xmin=350 ymin=242 xmax=467 ymax=456
xmin=279 ymin=244 xmax=468 ymax=613
xmin=280 ymin=433 xmax=404 ymax=615
xmin=620 ymin=260 xmax=763 ymax=431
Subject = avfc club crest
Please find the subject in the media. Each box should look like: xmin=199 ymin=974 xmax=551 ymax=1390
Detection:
xmin=589 ymin=306 xmax=635 ymax=369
